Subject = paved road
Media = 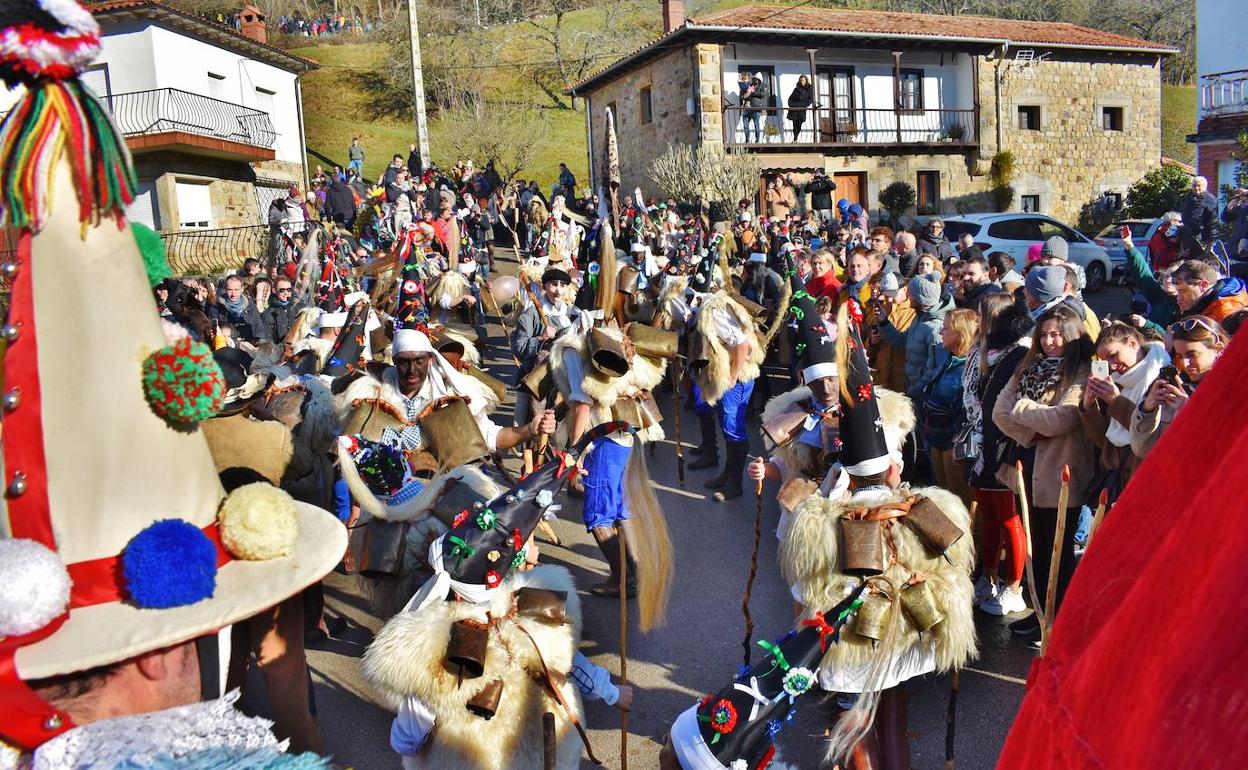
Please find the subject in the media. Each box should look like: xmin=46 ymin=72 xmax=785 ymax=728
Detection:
xmin=291 ymin=268 xmax=1137 ymax=769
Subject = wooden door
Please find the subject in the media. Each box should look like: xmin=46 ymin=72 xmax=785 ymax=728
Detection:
xmin=833 ymin=172 xmax=867 ymax=208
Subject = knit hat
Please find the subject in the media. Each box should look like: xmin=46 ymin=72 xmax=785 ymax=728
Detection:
xmin=908 ymin=273 xmax=941 ymax=310
xmin=1040 ymin=236 xmax=1068 ymax=261
xmin=879 ymin=272 xmax=900 ymax=297
xmin=1025 ymin=265 xmax=1067 ymax=304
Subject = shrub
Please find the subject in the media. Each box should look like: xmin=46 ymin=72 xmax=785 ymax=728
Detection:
xmin=879 ymin=181 xmax=916 ymax=226
xmin=1123 ymin=164 xmax=1191 ymax=220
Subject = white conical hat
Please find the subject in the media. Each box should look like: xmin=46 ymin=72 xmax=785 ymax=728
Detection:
xmin=0 ymin=161 xmax=346 ymax=683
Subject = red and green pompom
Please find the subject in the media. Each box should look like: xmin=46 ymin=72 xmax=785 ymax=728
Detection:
xmin=141 ymin=337 xmax=225 ymax=428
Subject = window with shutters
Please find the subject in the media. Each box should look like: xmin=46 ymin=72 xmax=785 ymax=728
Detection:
xmin=175 ymin=181 xmax=213 ymax=229
xmin=207 ymin=72 xmax=225 ymax=100
xmin=81 ymin=64 xmax=111 ymax=100
xmin=255 ymin=86 xmax=275 ymax=114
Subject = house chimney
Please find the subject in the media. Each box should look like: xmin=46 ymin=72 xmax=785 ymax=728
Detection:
xmin=239 ymin=3 xmax=267 ymax=44
xmin=662 ymin=0 xmax=685 ymax=34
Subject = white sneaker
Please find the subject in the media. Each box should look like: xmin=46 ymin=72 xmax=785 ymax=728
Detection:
xmin=973 ymin=575 xmax=998 ymax=607
xmin=983 ymin=585 xmax=1028 ymax=616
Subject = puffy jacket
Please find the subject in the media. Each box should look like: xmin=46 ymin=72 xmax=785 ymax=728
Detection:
xmin=1184 ymin=277 xmax=1248 ymax=324
xmin=808 ymin=176 xmax=836 ymax=210
xmin=882 ymin=294 xmax=952 ymax=399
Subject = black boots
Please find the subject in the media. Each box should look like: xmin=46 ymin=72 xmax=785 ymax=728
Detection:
xmin=712 ymin=441 xmax=749 ymax=502
xmin=589 ymin=525 xmax=636 ymax=598
xmin=688 ymin=413 xmax=719 ymax=470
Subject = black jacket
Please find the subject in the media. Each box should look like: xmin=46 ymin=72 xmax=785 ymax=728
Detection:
xmin=262 ymin=300 xmax=304 ymax=342
xmin=326 ymin=178 xmax=356 ymax=224
xmin=808 ymin=176 xmax=836 ymax=210
xmin=787 ymin=83 xmax=813 ymax=114
xmin=211 ymin=297 xmax=270 ymax=343
xmin=1180 ymin=191 xmax=1219 ymax=244
xmin=918 ymin=234 xmax=954 ymax=263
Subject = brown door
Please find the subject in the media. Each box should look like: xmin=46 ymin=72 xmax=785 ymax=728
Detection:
xmin=833 ymin=172 xmax=867 ymax=208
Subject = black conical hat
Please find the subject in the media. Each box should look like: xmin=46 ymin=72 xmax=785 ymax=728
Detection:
xmin=440 ymin=421 xmax=631 ymax=588
xmin=687 ymin=586 xmax=867 ymax=769
xmin=690 ymin=246 xmax=716 ymax=293
xmin=786 ymin=269 xmax=836 ymax=385
xmin=838 ymin=299 xmax=890 ymax=477
xmin=322 ymin=298 xmax=369 ymax=377
xmin=394 ymin=253 xmax=428 ymax=330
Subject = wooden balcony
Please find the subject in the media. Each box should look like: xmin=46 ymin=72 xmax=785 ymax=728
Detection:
xmin=723 ymin=105 xmax=978 ymax=151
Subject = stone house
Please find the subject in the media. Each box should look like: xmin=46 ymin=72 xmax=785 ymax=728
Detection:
xmin=568 ymin=3 xmax=1177 ymax=226
xmin=3 ymin=1 xmax=317 ymax=270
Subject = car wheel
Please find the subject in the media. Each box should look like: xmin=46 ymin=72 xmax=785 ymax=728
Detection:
xmin=1085 ymin=261 xmax=1107 ymax=292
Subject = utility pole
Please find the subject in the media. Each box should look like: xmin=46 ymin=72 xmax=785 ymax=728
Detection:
xmin=406 ymin=0 xmax=431 ymax=170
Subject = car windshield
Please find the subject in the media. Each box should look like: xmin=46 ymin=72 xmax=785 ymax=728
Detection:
xmin=940 ymin=221 xmax=981 ymax=240
xmin=1097 ymin=222 xmax=1151 ymax=239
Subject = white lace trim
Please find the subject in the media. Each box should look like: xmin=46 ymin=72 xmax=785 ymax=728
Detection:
xmin=30 ymin=691 xmax=286 ymax=769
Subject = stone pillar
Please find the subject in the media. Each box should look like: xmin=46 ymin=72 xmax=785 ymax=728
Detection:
xmin=695 ymin=43 xmax=723 ymax=149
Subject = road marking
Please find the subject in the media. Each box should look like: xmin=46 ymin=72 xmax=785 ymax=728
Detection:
xmin=963 ymin=666 xmax=1028 ymax=685
xmin=653 ymin=483 xmax=707 ymax=500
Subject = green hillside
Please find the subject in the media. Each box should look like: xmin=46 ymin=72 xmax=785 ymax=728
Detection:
xmin=1161 ymin=84 xmax=1197 ymax=165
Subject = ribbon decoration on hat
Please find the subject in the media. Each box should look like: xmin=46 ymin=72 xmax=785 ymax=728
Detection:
xmin=756 ymin=639 xmax=791 ymax=678
xmin=731 ymin=676 xmax=770 ymax=723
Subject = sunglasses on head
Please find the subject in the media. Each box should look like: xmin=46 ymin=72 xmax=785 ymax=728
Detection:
xmin=1169 ymin=317 xmax=1221 ymax=336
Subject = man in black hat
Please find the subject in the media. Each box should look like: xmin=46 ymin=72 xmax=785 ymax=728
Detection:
xmin=510 ymin=267 xmax=581 ymax=427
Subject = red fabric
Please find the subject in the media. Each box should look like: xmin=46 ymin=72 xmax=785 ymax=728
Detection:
xmin=997 ymin=335 xmax=1248 ymax=769
xmin=1148 ymin=231 xmax=1181 ymax=270
xmin=976 ymin=488 xmax=1024 ymax=583
xmin=803 ymin=270 xmax=842 ymax=300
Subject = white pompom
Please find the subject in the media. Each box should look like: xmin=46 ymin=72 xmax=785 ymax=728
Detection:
xmin=0 ymin=539 xmax=72 ymax=636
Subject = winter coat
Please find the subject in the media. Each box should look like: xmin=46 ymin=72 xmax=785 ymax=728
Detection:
xmin=917 ymin=234 xmax=954 ymax=263
xmin=883 ymin=294 xmax=952 ymax=399
xmin=959 ymin=281 xmax=1003 ymax=310
xmin=992 ymin=364 xmax=1093 ymax=508
xmin=970 ymin=344 xmax=1029 ymax=489
xmin=808 ymin=176 xmax=836 ymax=210
xmin=922 ymin=350 xmax=967 ymax=450
xmin=1182 ymin=277 xmax=1248 ymax=324
xmin=326 ymin=178 xmax=356 ymax=223
xmin=745 ymin=78 xmax=768 ymax=110
xmin=261 ymin=300 xmax=304 ymax=342
xmin=211 ymin=297 xmax=270 ymax=343
xmin=510 ymin=301 xmax=547 ymax=382
xmin=1180 ymin=190 xmax=1219 ymax=244
xmin=787 ymin=83 xmax=813 ymax=122
xmin=870 ymin=297 xmax=916 ymax=394
xmin=1125 ymin=245 xmax=1178 ymax=327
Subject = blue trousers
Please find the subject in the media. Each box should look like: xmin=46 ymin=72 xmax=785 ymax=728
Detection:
xmin=693 ymin=379 xmax=755 ymax=443
xmin=582 ymin=439 xmax=631 ymax=530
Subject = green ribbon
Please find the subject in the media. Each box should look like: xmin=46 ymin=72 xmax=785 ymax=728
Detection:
xmin=447 ymin=535 xmax=475 ymax=570
xmin=792 ymin=289 xmax=812 ymax=302
xmin=794 ymin=342 xmax=807 ymax=356
xmin=836 ymin=596 xmax=865 ymax=626
xmin=757 ymin=639 xmax=790 ymax=676
xmin=790 ymin=306 xmax=805 ymax=321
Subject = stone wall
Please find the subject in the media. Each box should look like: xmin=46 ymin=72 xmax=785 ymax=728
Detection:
xmin=583 ymin=45 xmax=1164 ymax=226
xmin=993 ymin=54 xmax=1163 ymax=223
xmin=585 ymin=46 xmax=700 ymax=195
xmin=134 ymin=153 xmax=299 ymax=230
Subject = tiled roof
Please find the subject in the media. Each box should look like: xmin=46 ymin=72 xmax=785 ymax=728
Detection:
xmin=88 ymin=0 xmax=318 ymax=72
xmin=690 ymin=5 xmax=1178 ymax=51
xmin=569 ymin=4 xmax=1176 ymax=94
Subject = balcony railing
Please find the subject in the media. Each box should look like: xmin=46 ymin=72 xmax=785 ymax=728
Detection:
xmin=723 ymin=106 xmax=978 ymax=149
xmin=101 ymin=88 xmax=276 ymax=148
xmin=1200 ymin=69 xmax=1248 ymax=117
xmin=160 ymin=222 xmax=319 ymax=274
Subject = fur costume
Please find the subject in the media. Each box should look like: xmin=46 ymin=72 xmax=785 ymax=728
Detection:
xmin=430 ymin=270 xmax=471 ymax=310
xmin=547 ymin=327 xmax=665 ymax=443
xmin=362 ymin=565 xmax=586 ymax=770
xmin=693 ymin=292 xmax=765 ymax=406
xmin=779 ymin=484 xmax=977 ymax=677
xmin=653 ymin=274 xmax=688 ymax=331
xmin=293 ymin=336 xmax=333 ymax=370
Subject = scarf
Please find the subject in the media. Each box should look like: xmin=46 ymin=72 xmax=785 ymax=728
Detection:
xmin=1105 ymin=341 xmax=1169 ymax=447
xmin=221 ymin=294 xmax=247 ymax=316
xmin=1019 ymin=355 xmax=1066 ymax=402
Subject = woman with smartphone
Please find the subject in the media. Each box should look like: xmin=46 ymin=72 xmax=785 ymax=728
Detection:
xmin=992 ymin=305 xmax=1095 ymax=645
xmin=1131 ymin=316 xmax=1229 ymax=458
xmin=1079 ymin=322 xmax=1170 ymax=499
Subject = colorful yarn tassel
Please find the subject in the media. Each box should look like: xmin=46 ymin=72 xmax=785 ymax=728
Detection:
xmin=0 ymin=78 xmax=136 ymax=233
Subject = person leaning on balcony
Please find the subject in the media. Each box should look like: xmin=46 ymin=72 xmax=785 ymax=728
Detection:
xmin=743 ymin=73 xmax=768 ymax=143
xmin=787 ymin=75 xmax=813 ymax=141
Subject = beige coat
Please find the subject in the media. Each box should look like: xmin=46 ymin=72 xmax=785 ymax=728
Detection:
xmin=992 ymin=365 xmax=1093 ymax=508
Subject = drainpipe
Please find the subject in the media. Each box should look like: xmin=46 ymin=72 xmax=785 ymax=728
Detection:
xmin=994 ymin=43 xmax=1008 ymax=155
xmin=295 ymin=74 xmax=309 ymax=192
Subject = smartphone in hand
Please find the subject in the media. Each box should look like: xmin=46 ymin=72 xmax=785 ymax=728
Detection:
xmin=1091 ymin=359 xmax=1110 ymax=379
xmin=1118 ymin=225 xmax=1131 ymax=239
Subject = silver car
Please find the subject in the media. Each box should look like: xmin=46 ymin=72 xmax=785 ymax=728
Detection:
xmin=941 ymin=213 xmax=1115 ymax=292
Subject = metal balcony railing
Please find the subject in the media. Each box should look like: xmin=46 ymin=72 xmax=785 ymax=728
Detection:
xmin=160 ymin=222 xmax=320 ymax=274
xmin=101 ymin=88 xmax=277 ymax=148
xmin=723 ymin=106 xmax=978 ymax=149
xmin=1200 ymin=69 xmax=1248 ymax=117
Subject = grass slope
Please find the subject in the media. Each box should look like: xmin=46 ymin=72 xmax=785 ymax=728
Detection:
xmin=1161 ymin=84 xmax=1196 ymax=166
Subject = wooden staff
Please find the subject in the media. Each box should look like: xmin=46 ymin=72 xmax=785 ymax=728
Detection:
xmin=542 ymin=712 xmax=557 ymax=770
xmin=1041 ymin=465 xmax=1072 ymax=656
xmin=482 ymin=282 xmax=521 ymax=369
xmin=741 ymin=472 xmax=764 ymax=669
xmin=945 ymin=669 xmax=960 ymax=769
xmin=524 ymin=282 xmax=553 ymax=464
xmin=619 ymin=524 xmax=629 ymax=770
xmin=1085 ymin=488 xmax=1110 ymax=548
xmin=672 ymin=359 xmax=685 ymax=485
xmin=1014 ymin=461 xmax=1047 ymax=635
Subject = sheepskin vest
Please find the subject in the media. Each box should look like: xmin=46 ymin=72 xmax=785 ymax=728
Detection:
xmin=693 ymin=292 xmax=764 ymax=406
xmin=779 ymin=485 xmax=977 ymax=679
xmin=548 ymin=327 xmax=666 ymax=443
xmin=363 ymin=566 xmax=586 ymax=770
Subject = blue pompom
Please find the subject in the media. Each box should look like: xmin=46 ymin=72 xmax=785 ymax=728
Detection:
xmin=122 ymin=519 xmax=218 ymax=609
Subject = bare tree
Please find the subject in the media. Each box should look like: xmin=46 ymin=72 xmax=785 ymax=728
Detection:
xmin=649 ymin=144 xmax=762 ymax=220
xmin=440 ymin=102 xmax=554 ymax=185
